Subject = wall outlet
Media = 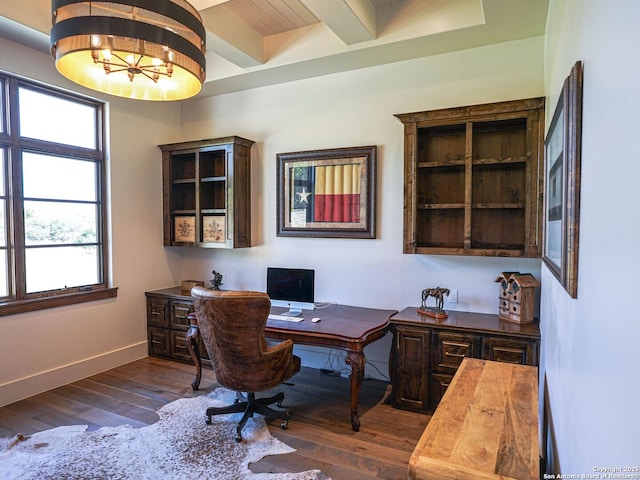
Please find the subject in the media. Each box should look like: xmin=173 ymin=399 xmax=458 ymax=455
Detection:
xmin=448 ymin=289 xmax=458 ymax=303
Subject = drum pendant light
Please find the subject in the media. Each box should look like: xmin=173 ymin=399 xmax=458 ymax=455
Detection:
xmin=50 ymin=0 xmax=206 ymax=101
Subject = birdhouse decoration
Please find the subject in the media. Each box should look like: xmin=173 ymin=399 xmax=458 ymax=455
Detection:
xmin=494 ymin=272 xmax=540 ymax=324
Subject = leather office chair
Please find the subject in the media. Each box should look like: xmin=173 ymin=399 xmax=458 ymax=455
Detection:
xmin=191 ymin=287 xmax=301 ymax=442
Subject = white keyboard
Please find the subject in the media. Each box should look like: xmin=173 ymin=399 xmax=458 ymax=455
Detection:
xmin=268 ymin=314 xmax=304 ymax=322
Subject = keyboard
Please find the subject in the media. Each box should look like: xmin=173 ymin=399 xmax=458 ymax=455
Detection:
xmin=268 ymin=314 xmax=304 ymax=322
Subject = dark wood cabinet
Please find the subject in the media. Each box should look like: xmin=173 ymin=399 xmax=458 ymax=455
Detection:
xmin=159 ymin=136 xmax=254 ymax=248
xmin=389 ymin=307 xmax=540 ymax=414
xmin=145 ymin=287 xmax=209 ymax=365
xmin=395 ymin=97 xmax=545 ymax=257
xmin=393 ymin=326 xmax=430 ymax=412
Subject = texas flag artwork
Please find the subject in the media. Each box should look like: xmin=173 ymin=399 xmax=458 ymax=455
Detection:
xmin=314 ymin=163 xmax=361 ymax=222
xmin=288 ymin=158 xmax=366 ymax=227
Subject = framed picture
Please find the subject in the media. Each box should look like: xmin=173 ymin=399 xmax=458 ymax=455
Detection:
xmin=202 ymin=215 xmax=226 ymax=243
xmin=277 ymin=146 xmax=377 ymax=238
xmin=542 ymin=61 xmax=583 ymax=298
xmin=174 ymin=216 xmax=195 ymax=242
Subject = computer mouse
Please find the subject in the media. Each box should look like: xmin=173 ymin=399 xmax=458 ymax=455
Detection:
xmin=311 ymin=317 xmax=321 ymax=323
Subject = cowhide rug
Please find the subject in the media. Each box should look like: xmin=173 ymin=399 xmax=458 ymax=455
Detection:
xmin=0 ymin=388 xmax=329 ymax=480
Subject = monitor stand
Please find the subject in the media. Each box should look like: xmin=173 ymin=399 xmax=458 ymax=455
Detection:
xmin=270 ymin=299 xmax=315 ymax=316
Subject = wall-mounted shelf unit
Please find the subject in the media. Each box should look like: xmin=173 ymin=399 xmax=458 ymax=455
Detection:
xmin=396 ymin=97 xmax=545 ymax=257
xmin=159 ymin=136 xmax=254 ymax=248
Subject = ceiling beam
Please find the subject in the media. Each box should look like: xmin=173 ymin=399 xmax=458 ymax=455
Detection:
xmin=199 ymin=5 xmax=265 ymax=68
xmin=301 ymin=0 xmax=376 ymax=45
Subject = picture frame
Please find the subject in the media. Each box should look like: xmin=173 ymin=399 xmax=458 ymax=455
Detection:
xmin=202 ymin=215 xmax=226 ymax=243
xmin=277 ymin=146 xmax=376 ymax=238
xmin=174 ymin=216 xmax=195 ymax=243
xmin=542 ymin=61 xmax=583 ymax=298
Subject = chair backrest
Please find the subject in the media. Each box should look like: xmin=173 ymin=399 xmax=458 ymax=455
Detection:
xmin=191 ymin=287 xmax=290 ymax=392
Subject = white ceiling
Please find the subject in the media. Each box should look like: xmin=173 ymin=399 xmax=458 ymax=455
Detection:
xmin=0 ymin=0 xmax=548 ymax=98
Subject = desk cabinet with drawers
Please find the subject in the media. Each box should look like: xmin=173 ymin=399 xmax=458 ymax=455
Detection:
xmin=389 ymin=307 xmax=540 ymax=414
xmin=145 ymin=287 xmax=209 ymax=365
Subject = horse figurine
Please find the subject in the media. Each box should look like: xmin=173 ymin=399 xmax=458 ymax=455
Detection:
xmin=420 ymin=287 xmax=450 ymax=318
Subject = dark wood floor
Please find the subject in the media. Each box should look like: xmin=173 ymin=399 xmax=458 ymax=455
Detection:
xmin=0 ymin=357 xmax=429 ymax=479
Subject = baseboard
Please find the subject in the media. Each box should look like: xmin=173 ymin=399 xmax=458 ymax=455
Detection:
xmin=0 ymin=342 xmax=148 ymax=407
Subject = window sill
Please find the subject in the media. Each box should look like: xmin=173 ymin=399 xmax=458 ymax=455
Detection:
xmin=0 ymin=287 xmax=118 ymax=317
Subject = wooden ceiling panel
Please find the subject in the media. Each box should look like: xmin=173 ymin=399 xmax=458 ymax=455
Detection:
xmin=224 ymin=0 xmax=319 ymax=36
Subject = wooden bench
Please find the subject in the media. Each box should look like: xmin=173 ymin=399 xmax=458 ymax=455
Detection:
xmin=408 ymin=358 xmax=539 ymax=480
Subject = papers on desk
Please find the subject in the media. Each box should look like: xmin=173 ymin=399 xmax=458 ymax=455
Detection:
xmin=268 ymin=314 xmax=304 ymax=322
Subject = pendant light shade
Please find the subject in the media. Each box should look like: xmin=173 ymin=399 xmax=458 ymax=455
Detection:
xmin=50 ymin=0 xmax=206 ymax=101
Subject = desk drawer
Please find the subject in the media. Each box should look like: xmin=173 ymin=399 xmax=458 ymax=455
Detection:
xmin=148 ymin=327 xmax=170 ymax=357
xmin=482 ymin=337 xmax=538 ymax=365
xmin=147 ymin=297 xmax=169 ymax=328
xmin=171 ymin=330 xmax=193 ymax=363
xmin=429 ymin=373 xmax=453 ymax=414
xmin=170 ymin=300 xmax=193 ymax=330
xmin=432 ymin=332 xmax=479 ymax=373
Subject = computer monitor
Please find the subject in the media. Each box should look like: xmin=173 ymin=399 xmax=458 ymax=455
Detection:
xmin=266 ymin=267 xmax=315 ymax=316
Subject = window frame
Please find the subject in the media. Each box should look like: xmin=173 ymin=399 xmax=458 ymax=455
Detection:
xmin=0 ymin=73 xmax=117 ymax=316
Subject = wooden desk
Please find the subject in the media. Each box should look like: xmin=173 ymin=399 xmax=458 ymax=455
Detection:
xmin=184 ymin=298 xmax=396 ymax=432
xmin=408 ymin=358 xmax=539 ymax=480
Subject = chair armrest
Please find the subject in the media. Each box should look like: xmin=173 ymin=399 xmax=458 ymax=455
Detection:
xmin=264 ymin=338 xmax=294 ymax=358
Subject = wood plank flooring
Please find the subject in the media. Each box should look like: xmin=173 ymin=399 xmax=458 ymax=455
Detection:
xmin=0 ymin=357 xmax=429 ymax=479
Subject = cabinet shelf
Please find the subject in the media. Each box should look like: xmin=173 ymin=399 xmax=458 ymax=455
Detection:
xmin=418 ymin=204 xmax=464 ymax=209
xmin=160 ymin=136 xmax=254 ymax=248
xmin=473 ymin=203 xmax=525 ymax=209
xmin=417 ymin=160 xmax=466 ymax=168
xmin=472 ymin=156 xmax=528 ymax=165
xmin=396 ymin=97 xmax=544 ymax=257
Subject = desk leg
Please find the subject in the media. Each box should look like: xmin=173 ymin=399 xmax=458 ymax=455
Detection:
xmin=185 ymin=324 xmax=202 ymax=391
xmin=345 ymin=350 xmax=365 ymax=432
xmin=383 ymin=333 xmax=395 ymax=405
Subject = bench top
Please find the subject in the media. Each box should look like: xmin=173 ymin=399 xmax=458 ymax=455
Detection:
xmin=408 ymin=358 xmax=539 ymax=480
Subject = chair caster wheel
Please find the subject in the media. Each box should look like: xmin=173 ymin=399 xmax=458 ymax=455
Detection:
xmin=235 ymin=433 xmax=243 ymax=442
xmin=276 ymin=401 xmax=283 ymax=408
xmin=205 ymin=417 xmax=212 ymax=425
xmin=280 ymin=420 xmax=288 ymax=430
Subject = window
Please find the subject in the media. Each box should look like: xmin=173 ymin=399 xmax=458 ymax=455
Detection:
xmin=0 ymin=73 xmax=116 ymax=315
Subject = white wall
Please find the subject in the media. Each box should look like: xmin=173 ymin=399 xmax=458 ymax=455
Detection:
xmin=541 ymin=0 xmax=640 ymax=473
xmin=0 ymin=38 xmax=184 ymax=406
xmin=170 ymin=36 xmax=545 ymax=378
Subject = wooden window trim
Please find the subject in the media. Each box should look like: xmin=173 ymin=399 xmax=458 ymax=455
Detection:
xmin=0 ymin=73 xmax=117 ymax=314
xmin=0 ymin=287 xmax=118 ymax=316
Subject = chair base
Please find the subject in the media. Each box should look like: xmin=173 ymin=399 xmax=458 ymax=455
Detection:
xmin=205 ymin=391 xmax=291 ymax=442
